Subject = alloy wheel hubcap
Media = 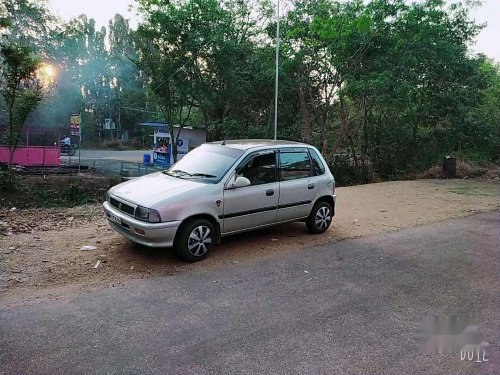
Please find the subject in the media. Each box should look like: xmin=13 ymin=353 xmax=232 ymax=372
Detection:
xmin=188 ymin=225 xmax=212 ymax=256
xmin=315 ymin=206 xmax=331 ymax=229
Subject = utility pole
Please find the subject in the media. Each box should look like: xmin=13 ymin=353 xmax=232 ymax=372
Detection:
xmin=78 ymin=112 xmax=81 ymax=173
xmin=274 ymin=0 xmax=280 ymax=140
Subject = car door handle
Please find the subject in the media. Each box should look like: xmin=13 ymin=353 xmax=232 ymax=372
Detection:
xmin=308 ymin=183 xmax=315 ymax=190
xmin=266 ymin=189 xmax=274 ymax=196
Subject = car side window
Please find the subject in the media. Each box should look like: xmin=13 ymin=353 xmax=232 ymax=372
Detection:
xmin=309 ymin=149 xmax=326 ymax=175
xmin=279 ymin=152 xmax=311 ymax=181
xmin=236 ymin=152 xmax=276 ymax=186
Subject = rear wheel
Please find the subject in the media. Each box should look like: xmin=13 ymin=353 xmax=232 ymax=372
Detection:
xmin=174 ymin=219 xmax=215 ymax=262
xmin=306 ymin=201 xmax=333 ymax=234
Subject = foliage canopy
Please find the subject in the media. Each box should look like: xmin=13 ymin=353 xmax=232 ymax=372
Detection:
xmin=0 ymin=0 xmax=499 ymax=177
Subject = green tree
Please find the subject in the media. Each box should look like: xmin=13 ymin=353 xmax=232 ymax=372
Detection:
xmin=57 ymin=15 xmax=112 ymax=143
xmin=0 ymin=0 xmax=57 ymax=53
xmin=108 ymin=14 xmax=149 ymax=135
xmin=463 ymin=59 xmax=500 ymax=162
xmin=136 ymin=0 xmax=227 ymax=160
xmin=2 ymin=0 xmax=496 ymax=181
xmin=0 ymin=43 xmax=48 ymax=182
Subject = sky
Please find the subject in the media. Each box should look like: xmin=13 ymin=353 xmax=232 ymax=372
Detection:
xmin=47 ymin=0 xmax=500 ymax=62
xmin=48 ymin=0 xmax=140 ymax=29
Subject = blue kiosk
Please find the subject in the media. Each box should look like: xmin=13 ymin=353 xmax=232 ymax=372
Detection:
xmin=139 ymin=122 xmax=171 ymax=167
xmin=140 ymin=122 xmax=207 ymax=168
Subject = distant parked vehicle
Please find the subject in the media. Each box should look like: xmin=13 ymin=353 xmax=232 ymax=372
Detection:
xmin=59 ymin=142 xmax=78 ymax=156
xmin=103 ymin=140 xmax=336 ymax=262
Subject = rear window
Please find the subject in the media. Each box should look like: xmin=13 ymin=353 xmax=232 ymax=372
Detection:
xmin=279 ymin=152 xmax=311 ymax=181
xmin=309 ymin=149 xmax=326 ymax=175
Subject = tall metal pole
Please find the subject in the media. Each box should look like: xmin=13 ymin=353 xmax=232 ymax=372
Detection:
xmin=274 ymin=0 xmax=280 ymax=140
xmin=78 ymin=113 xmax=81 ymax=173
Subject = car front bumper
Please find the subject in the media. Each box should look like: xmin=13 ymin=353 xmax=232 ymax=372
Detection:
xmin=103 ymin=201 xmax=181 ymax=248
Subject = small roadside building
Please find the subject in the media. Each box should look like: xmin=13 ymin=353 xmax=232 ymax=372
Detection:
xmin=139 ymin=122 xmax=207 ymax=166
xmin=0 ymin=125 xmax=64 ymax=167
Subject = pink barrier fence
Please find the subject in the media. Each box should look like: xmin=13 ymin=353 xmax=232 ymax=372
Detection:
xmin=0 ymin=146 xmax=61 ymax=167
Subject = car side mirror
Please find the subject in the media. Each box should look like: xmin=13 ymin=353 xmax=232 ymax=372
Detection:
xmin=227 ymin=176 xmax=251 ymax=189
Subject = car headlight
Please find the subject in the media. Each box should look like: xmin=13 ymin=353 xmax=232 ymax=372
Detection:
xmin=106 ymin=191 xmax=111 ymax=202
xmin=135 ymin=206 xmax=161 ymax=223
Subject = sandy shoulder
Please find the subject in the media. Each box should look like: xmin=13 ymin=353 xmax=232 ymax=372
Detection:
xmin=1 ymin=179 xmax=499 ymax=306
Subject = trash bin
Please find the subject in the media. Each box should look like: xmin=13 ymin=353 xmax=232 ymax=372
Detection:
xmin=143 ymin=153 xmax=151 ymax=165
xmin=442 ymin=155 xmax=456 ymax=179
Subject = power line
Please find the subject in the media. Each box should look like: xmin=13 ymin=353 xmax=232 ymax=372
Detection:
xmin=121 ymin=106 xmax=161 ymax=115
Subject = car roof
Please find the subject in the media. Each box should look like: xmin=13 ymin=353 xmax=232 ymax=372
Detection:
xmin=206 ymin=139 xmax=309 ymax=151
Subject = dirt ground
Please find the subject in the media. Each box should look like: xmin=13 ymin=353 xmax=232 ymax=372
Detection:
xmin=1 ymin=178 xmax=499 ymax=306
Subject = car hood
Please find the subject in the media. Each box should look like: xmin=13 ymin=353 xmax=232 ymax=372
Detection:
xmin=110 ymin=172 xmax=205 ymax=207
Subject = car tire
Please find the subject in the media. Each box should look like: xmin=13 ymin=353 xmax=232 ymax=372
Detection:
xmin=306 ymin=201 xmax=333 ymax=234
xmin=174 ymin=218 xmax=215 ymax=262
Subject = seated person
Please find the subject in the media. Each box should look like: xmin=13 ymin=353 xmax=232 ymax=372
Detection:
xmin=158 ymin=140 xmax=168 ymax=153
xmin=60 ymin=135 xmax=71 ymax=145
xmin=237 ymin=153 xmax=276 ymax=185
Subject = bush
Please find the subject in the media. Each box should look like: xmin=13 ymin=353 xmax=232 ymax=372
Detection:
xmin=329 ymin=154 xmax=373 ymax=186
xmin=128 ymin=137 xmax=143 ymax=149
xmin=420 ymin=158 xmax=492 ymax=179
xmin=101 ymin=139 xmax=126 ymax=150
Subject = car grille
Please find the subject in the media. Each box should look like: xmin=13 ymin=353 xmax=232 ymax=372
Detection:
xmin=109 ymin=197 xmax=135 ymax=216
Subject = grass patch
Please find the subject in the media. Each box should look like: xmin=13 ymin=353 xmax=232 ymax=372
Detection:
xmin=1 ymin=174 xmax=115 ymax=209
xmin=448 ymin=185 xmax=495 ymax=197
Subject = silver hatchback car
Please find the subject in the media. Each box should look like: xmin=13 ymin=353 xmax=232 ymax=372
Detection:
xmin=103 ymin=140 xmax=336 ymax=262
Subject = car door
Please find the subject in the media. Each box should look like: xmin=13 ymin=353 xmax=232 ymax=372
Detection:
xmin=308 ymin=147 xmax=331 ymax=197
xmin=222 ymin=150 xmax=279 ymax=234
xmin=277 ymin=148 xmax=314 ymax=222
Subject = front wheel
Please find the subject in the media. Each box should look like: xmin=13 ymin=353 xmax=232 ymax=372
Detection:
xmin=174 ymin=219 xmax=215 ymax=262
xmin=306 ymin=201 xmax=333 ymax=234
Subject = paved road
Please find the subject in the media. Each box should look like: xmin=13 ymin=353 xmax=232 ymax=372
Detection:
xmin=61 ymin=149 xmax=149 ymax=162
xmin=1 ymin=212 xmax=498 ymax=375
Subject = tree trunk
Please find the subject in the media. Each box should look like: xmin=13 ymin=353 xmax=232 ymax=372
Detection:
xmin=7 ymin=128 xmax=21 ymax=185
xmin=412 ymin=122 xmax=418 ymax=163
xmin=172 ymin=141 xmax=178 ymax=163
xmin=340 ymin=94 xmax=359 ymax=171
xmin=299 ymin=85 xmax=313 ymax=143
xmin=170 ymin=128 xmax=178 ymax=163
xmin=362 ymin=95 xmax=369 ymax=163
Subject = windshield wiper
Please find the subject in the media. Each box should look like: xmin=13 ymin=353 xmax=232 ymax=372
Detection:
xmin=171 ymin=169 xmax=192 ymax=176
xmin=190 ymin=173 xmax=217 ymax=178
xmin=162 ymin=169 xmax=191 ymax=178
xmin=164 ymin=170 xmax=216 ymax=179
xmin=164 ymin=169 xmax=192 ymax=177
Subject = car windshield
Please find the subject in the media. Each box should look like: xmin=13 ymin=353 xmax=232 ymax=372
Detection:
xmin=164 ymin=144 xmax=244 ymax=183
